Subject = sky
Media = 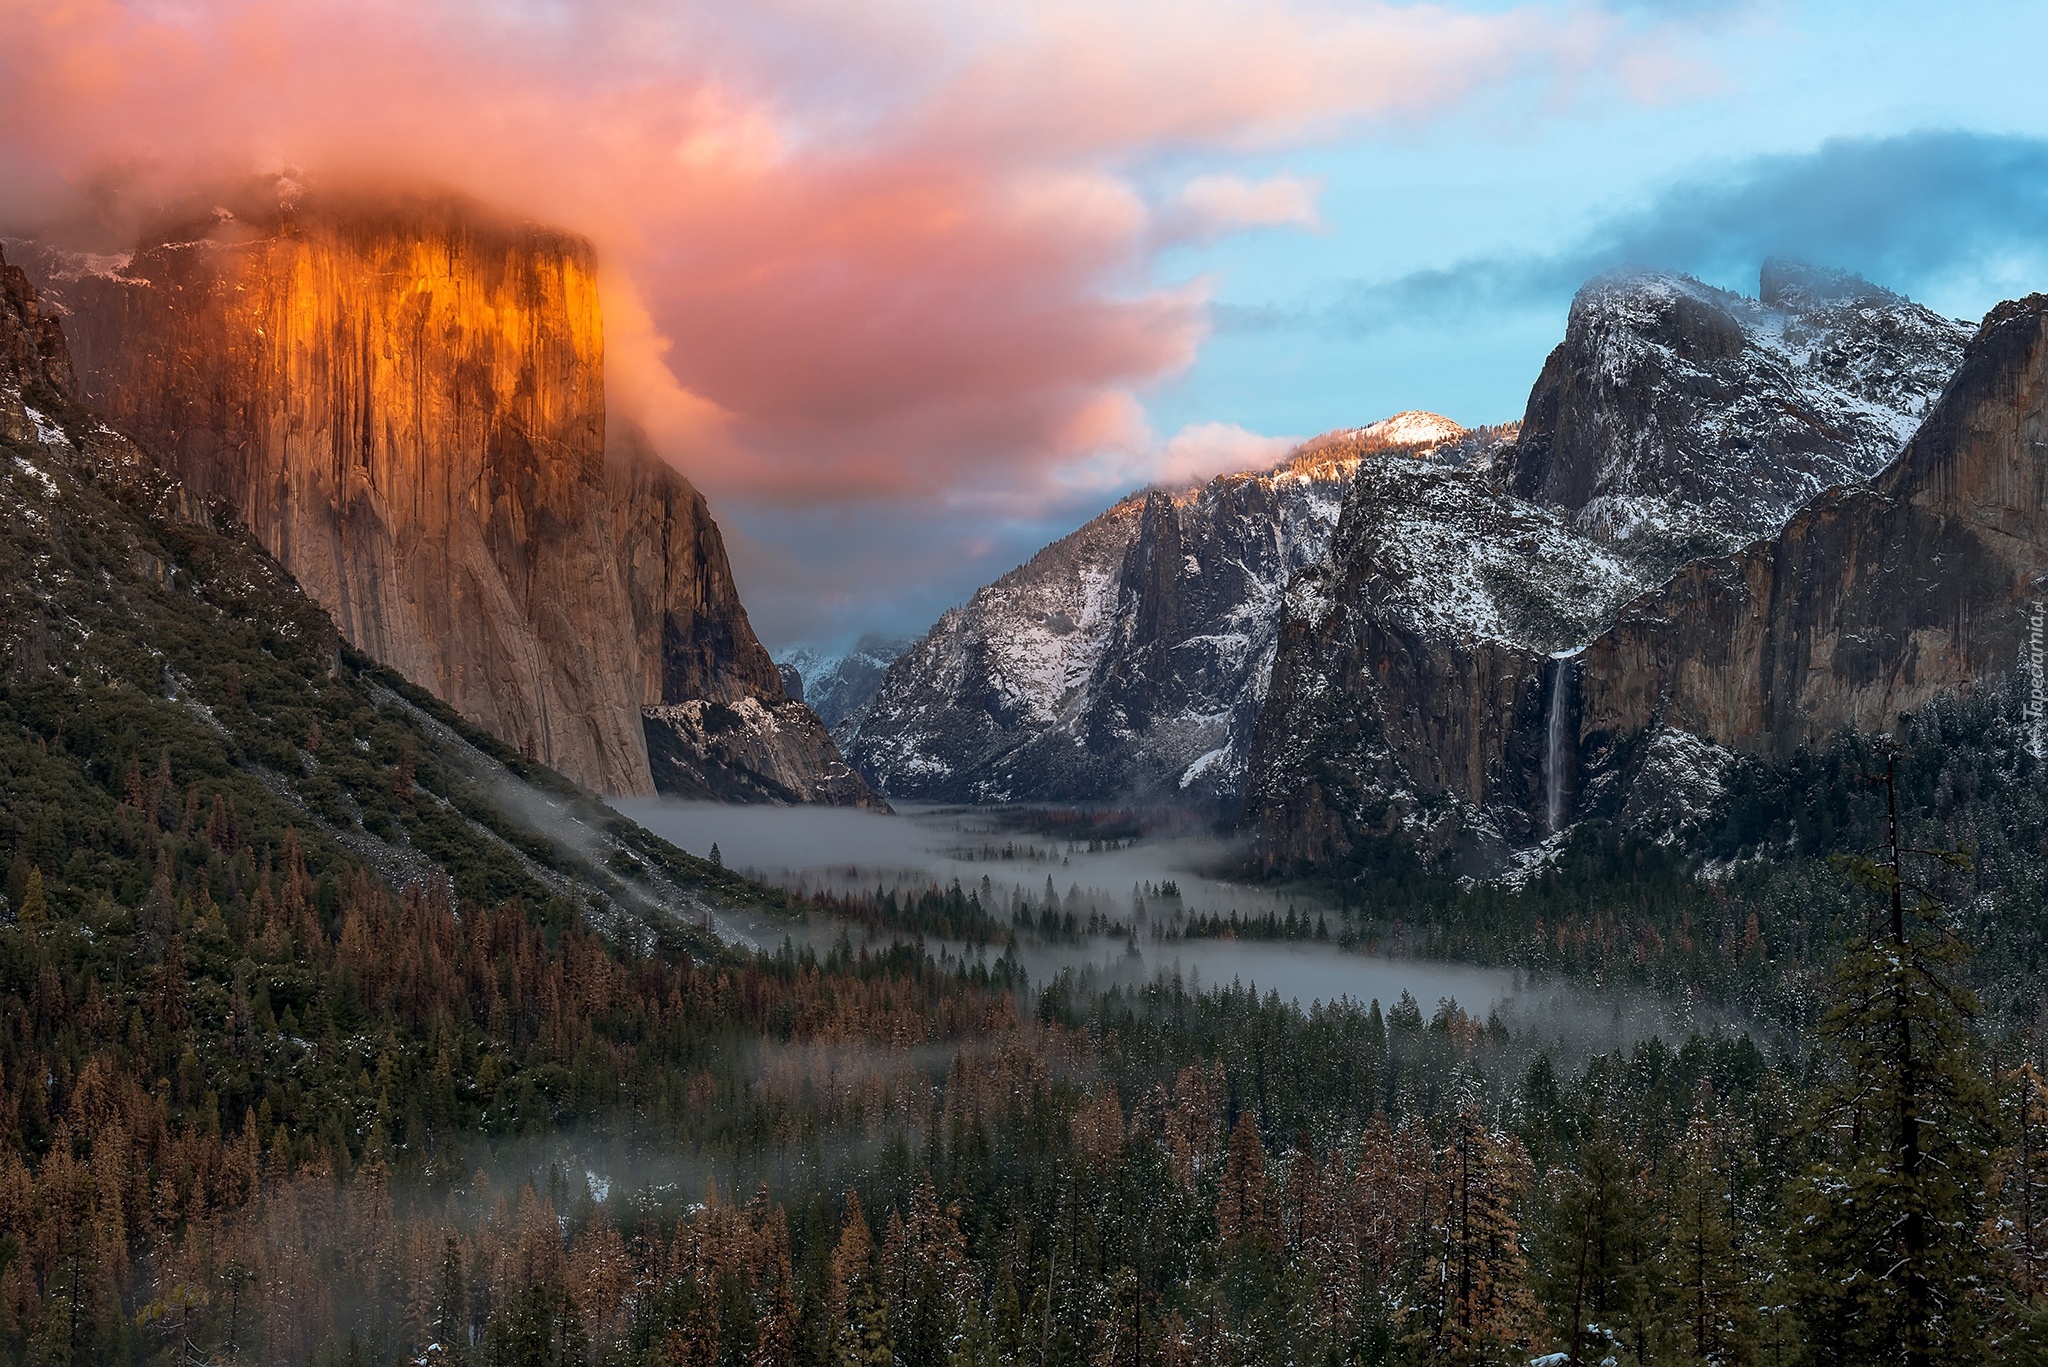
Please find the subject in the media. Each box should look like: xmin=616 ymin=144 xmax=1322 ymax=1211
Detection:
xmin=4 ymin=1 xmax=2048 ymax=652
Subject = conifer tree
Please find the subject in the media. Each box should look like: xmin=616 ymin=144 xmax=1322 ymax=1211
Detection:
xmin=1660 ymin=1110 xmax=1753 ymax=1366
xmin=837 ymin=1276 xmax=893 ymax=1367
xmin=1409 ymin=1104 xmax=1535 ymax=1366
xmin=16 ymin=866 xmax=43 ymax=925
xmin=1787 ymin=753 xmax=1997 ymax=1367
xmin=1986 ymin=1060 xmax=2048 ymax=1361
xmin=1535 ymin=1124 xmax=1651 ymax=1366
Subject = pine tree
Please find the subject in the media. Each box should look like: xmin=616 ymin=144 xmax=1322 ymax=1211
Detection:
xmin=1409 ymin=1104 xmax=1535 ymax=1366
xmin=16 ymin=866 xmax=44 ymax=925
xmin=1986 ymin=1060 xmax=2048 ymax=1361
xmin=436 ymin=1236 xmax=468 ymax=1353
xmin=1660 ymin=1110 xmax=1753 ymax=1366
xmin=1787 ymin=753 xmax=1997 ymax=1367
xmin=1535 ymin=1124 xmax=1650 ymax=1366
xmin=839 ymin=1276 xmax=893 ymax=1367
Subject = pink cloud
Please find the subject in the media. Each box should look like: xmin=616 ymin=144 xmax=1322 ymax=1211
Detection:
xmin=0 ymin=0 xmax=1661 ymax=521
xmin=1170 ymin=173 xmax=1326 ymax=240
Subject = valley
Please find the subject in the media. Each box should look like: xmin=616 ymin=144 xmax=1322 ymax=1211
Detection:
xmin=5 ymin=166 xmax=2048 ymax=1367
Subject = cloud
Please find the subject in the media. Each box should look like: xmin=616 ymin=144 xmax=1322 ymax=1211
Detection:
xmin=1316 ymin=130 xmax=2048 ymax=334
xmin=1168 ymin=173 xmax=1325 ymax=240
xmin=0 ymin=0 xmax=1665 ymax=496
xmin=0 ymin=0 xmax=1688 ymax=642
xmin=1149 ymin=421 xmax=1303 ymax=486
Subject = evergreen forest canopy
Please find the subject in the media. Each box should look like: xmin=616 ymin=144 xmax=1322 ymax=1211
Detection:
xmin=10 ymin=317 xmax=2048 ymax=1367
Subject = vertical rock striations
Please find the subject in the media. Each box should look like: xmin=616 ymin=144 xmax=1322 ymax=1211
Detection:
xmin=1573 ymin=292 xmax=2048 ymax=784
xmin=23 ymin=190 xmax=878 ymax=807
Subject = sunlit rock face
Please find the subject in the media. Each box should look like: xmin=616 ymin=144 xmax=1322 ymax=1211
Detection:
xmin=1243 ymin=266 xmax=1978 ymax=873
xmin=25 ymin=191 xmax=875 ymax=806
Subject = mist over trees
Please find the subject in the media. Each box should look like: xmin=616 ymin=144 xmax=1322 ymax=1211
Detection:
xmin=7 ymin=486 xmax=2048 ymax=1367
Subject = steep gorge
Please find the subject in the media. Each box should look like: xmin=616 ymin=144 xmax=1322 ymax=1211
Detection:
xmin=22 ymin=189 xmax=876 ymax=806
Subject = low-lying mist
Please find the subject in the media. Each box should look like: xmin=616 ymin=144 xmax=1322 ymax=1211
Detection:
xmin=610 ymin=798 xmax=1775 ymax=1064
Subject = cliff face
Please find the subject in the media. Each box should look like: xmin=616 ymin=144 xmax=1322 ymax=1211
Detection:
xmin=838 ymin=418 xmax=1474 ymax=806
xmin=1507 ymin=263 xmax=1970 ymax=574
xmin=23 ymin=193 xmax=877 ymax=807
xmin=1571 ymin=293 xmax=2048 ymax=787
xmin=1244 ymin=266 xmax=1974 ymax=871
xmin=0 ymin=245 xmax=77 ymax=444
xmin=781 ymin=636 xmax=913 ymax=728
xmin=1242 ymin=445 xmax=1640 ymax=868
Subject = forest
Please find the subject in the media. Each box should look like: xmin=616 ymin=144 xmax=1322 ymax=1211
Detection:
xmin=7 ymin=424 xmax=2048 ymax=1365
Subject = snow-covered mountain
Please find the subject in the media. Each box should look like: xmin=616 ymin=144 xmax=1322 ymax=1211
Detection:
xmin=1508 ymin=259 xmax=1972 ymax=576
xmin=780 ymin=635 xmax=912 ymax=728
xmin=840 ymin=416 xmax=1509 ymax=805
xmin=1244 ymin=263 xmax=1975 ymax=870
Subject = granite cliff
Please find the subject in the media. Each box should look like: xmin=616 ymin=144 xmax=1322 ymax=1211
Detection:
xmin=841 ymin=416 xmax=1492 ymax=806
xmin=19 ymin=190 xmax=878 ymax=807
xmin=1244 ymin=265 xmax=1974 ymax=871
xmin=1568 ymin=292 xmax=2048 ymax=810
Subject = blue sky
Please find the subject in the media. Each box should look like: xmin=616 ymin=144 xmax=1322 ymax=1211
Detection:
xmin=7 ymin=0 xmax=2047 ymax=651
xmin=737 ymin=0 xmax=2048 ymax=653
xmin=1144 ymin=1 xmax=2048 ymax=442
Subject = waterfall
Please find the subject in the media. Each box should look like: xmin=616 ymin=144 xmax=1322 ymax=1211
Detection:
xmin=1544 ymin=656 xmax=1571 ymax=835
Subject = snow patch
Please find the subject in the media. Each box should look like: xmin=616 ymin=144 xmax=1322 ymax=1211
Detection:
xmin=1357 ymin=410 xmax=1465 ymax=448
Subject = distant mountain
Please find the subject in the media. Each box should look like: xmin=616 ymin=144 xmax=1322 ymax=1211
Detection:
xmin=15 ymin=187 xmax=878 ymax=808
xmin=1508 ymin=260 xmax=1973 ymax=576
xmin=839 ymin=417 xmax=1512 ymax=806
xmin=1243 ymin=264 xmax=1976 ymax=871
xmin=782 ymin=636 xmax=913 ymax=728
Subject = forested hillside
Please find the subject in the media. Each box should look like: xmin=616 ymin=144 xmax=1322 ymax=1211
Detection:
xmin=8 ymin=247 xmax=2048 ymax=1367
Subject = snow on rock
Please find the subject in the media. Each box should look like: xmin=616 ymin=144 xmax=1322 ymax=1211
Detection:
xmin=644 ymin=698 xmax=888 ymax=810
xmin=840 ymin=418 xmax=1511 ymax=806
xmin=1615 ymin=727 xmax=1736 ymax=840
xmin=780 ymin=636 xmax=913 ymax=728
xmin=1246 ymin=263 xmax=1972 ymax=873
xmin=1508 ymin=262 xmax=1972 ymax=574
xmin=1356 ymin=410 xmax=1466 ymax=448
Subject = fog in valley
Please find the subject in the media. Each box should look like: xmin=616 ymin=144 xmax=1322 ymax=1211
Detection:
xmin=613 ymin=798 xmax=1768 ymax=1065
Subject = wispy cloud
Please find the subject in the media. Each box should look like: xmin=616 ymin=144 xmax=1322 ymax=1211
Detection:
xmin=1308 ymin=131 xmax=2048 ymax=335
xmin=0 ymin=0 xmax=1676 ymax=505
xmin=0 ymin=0 xmax=1706 ymax=642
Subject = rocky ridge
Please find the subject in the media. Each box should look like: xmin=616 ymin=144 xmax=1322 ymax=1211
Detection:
xmin=1568 ymin=292 xmax=2048 ymax=811
xmin=1243 ymin=264 xmax=1975 ymax=870
xmin=781 ymin=635 xmax=913 ymax=729
xmin=17 ymin=188 xmax=879 ymax=809
xmin=841 ymin=415 xmax=1507 ymax=805
xmin=1511 ymin=263 xmax=1971 ymax=573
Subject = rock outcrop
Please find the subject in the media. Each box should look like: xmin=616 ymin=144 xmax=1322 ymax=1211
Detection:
xmin=1507 ymin=262 xmax=1970 ymax=574
xmin=782 ymin=635 xmax=912 ymax=728
xmin=0 ymin=248 xmax=76 ymax=432
xmin=842 ymin=417 xmax=1492 ymax=806
xmin=20 ymin=188 xmax=878 ymax=807
xmin=1571 ymin=292 xmax=2048 ymax=792
xmin=1244 ymin=266 xmax=1974 ymax=871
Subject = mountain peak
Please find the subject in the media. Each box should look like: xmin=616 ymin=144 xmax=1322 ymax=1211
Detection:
xmin=1758 ymin=257 xmax=1899 ymax=310
xmin=1357 ymin=410 xmax=1465 ymax=448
